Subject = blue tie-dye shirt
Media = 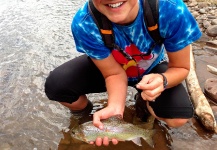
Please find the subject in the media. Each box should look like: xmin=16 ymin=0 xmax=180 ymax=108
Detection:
xmin=72 ymin=0 xmax=201 ymax=81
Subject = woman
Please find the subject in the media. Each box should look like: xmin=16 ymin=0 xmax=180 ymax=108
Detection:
xmin=45 ymin=0 xmax=202 ymax=146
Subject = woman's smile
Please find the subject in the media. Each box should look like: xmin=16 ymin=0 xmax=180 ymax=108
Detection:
xmin=107 ymin=2 xmax=124 ymax=8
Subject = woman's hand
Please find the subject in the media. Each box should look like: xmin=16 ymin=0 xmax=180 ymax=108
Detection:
xmin=136 ymin=73 xmax=165 ymax=101
xmin=89 ymin=137 xmax=118 ymax=146
xmin=89 ymin=106 xmax=123 ymax=146
xmin=89 ymin=54 xmax=127 ymax=146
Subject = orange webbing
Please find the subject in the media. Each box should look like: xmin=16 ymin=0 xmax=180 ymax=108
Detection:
xmin=100 ymin=29 xmax=112 ymax=35
xmin=148 ymin=24 xmax=158 ymax=31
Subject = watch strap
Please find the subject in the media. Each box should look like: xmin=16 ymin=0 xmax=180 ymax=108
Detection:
xmin=158 ymin=73 xmax=168 ymax=89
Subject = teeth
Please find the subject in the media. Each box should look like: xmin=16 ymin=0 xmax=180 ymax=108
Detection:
xmin=108 ymin=2 xmax=123 ymax=8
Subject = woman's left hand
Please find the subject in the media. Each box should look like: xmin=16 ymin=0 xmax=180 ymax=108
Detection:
xmin=136 ymin=73 xmax=165 ymax=101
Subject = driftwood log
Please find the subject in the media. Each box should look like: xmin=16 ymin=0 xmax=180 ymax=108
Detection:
xmin=207 ymin=65 xmax=217 ymax=75
xmin=185 ymin=46 xmax=217 ymax=132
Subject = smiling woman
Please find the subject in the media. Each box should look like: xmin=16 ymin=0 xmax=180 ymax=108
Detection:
xmin=45 ymin=0 xmax=202 ymax=147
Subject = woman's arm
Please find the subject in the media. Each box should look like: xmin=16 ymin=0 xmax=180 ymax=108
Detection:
xmin=90 ymin=54 xmax=128 ymax=146
xmin=136 ymin=45 xmax=191 ymax=101
xmin=163 ymin=44 xmax=191 ymax=88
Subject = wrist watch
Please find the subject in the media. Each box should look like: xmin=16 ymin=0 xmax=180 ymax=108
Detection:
xmin=159 ymin=73 xmax=168 ymax=89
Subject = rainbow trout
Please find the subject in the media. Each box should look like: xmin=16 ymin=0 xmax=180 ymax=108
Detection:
xmin=71 ymin=115 xmax=155 ymax=147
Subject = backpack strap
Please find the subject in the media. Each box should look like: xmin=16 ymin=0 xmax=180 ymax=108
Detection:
xmin=88 ymin=0 xmax=163 ymax=52
xmin=88 ymin=0 xmax=114 ymax=49
xmin=143 ymin=0 xmax=163 ymax=44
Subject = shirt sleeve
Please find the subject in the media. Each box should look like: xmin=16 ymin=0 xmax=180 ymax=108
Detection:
xmin=71 ymin=4 xmax=111 ymax=60
xmin=159 ymin=0 xmax=202 ymax=52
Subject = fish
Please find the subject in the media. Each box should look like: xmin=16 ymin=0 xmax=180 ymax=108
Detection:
xmin=71 ymin=115 xmax=155 ymax=147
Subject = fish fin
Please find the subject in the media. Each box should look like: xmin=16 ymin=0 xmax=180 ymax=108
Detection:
xmin=131 ymin=137 xmax=142 ymax=146
xmin=141 ymin=129 xmax=156 ymax=147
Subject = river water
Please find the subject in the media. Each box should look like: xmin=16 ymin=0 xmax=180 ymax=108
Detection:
xmin=0 ymin=0 xmax=216 ymax=150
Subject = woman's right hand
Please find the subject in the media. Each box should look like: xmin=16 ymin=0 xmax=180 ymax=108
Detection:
xmin=89 ymin=106 xmax=123 ymax=146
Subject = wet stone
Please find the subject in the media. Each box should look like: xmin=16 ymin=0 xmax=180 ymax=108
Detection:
xmin=206 ymin=25 xmax=217 ymax=37
xmin=203 ymin=20 xmax=211 ymax=28
xmin=207 ymin=16 xmax=217 ymax=20
xmin=197 ymin=33 xmax=212 ymax=42
xmin=211 ymin=19 xmax=217 ymax=25
xmin=211 ymin=105 xmax=217 ymax=119
xmin=192 ymin=11 xmax=200 ymax=18
xmin=0 ymin=143 xmax=11 ymax=150
xmin=206 ymin=40 xmax=217 ymax=48
xmin=199 ymin=9 xmax=206 ymax=14
xmin=188 ymin=2 xmax=198 ymax=7
xmin=198 ymin=2 xmax=209 ymax=8
xmin=204 ymin=78 xmax=217 ymax=103
xmin=203 ymin=46 xmax=217 ymax=55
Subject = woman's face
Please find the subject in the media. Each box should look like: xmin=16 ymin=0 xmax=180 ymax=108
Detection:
xmin=92 ymin=0 xmax=139 ymax=25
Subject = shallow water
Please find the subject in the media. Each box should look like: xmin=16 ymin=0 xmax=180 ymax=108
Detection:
xmin=0 ymin=0 xmax=216 ymax=150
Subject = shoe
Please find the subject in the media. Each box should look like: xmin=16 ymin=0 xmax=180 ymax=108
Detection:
xmin=70 ymin=100 xmax=93 ymax=118
xmin=135 ymin=93 xmax=151 ymax=122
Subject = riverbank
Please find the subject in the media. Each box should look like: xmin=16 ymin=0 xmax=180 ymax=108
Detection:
xmin=187 ymin=0 xmax=217 ymax=101
xmin=185 ymin=0 xmax=217 ymax=132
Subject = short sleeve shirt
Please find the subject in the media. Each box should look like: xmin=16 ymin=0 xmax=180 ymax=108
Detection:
xmin=72 ymin=0 xmax=202 ymax=81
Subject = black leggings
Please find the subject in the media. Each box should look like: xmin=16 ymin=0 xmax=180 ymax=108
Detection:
xmin=45 ymin=55 xmax=194 ymax=119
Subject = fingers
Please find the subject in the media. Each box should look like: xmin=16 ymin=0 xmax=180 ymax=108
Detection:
xmin=141 ymin=90 xmax=161 ymax=101
xmin=140 ymin=84 xmax=162 ymax=101
xmin=91 ymin=137 xmax=119 ymax=146
xmin=112 ymin=139 xmax=119 ymax=145
xmin=95 ymin=137 xmax=103 ymax=146
xmin=136 ymin=74 xmax=164 ymax=101
xmin=137 ymin=74 xmax=164 ymax=89
xmin=93 ymin=112 xmax=104 ymax=130
xmin=91 ymin=109 xmax=121 ymax=147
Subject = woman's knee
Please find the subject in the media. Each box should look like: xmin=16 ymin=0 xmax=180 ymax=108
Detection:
xmin=45 ymin=71 xmax=59 ymax=93
xmin=44 ymin=71 xmax=58 ymax=99
xmin=163 ymin=118 xmax=189 ymax=128
xmin=146 ymin=103 xmax=190 ymax=128
xmin=44 ymin=70 xmax=70 ymax=100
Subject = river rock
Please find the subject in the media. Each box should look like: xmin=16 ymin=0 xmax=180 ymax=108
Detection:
xmin=198 ymin=33 xmax=212 ymax=42
xmin=212 ymin=105 xmax=217 ymax=114
xmin=203 ymin=46 xmax=217 ymax=55
xmin=204 ymin=78 xmax=217 ymax=103
xmin=211 ymin=19 xmax=217 ymax=25
xmin=206 ymin=25 xmax=217 ymax=37
xmin=188 ymin=1 xmax=198 ymax=7
xmin=211 ymin=106 xmax=217 ymax=123
xmin=206 ymin=40 xmax=217 ymax=48
xmin=199 ymin=9 xmax=206 ymax=14
xmin=198 ymin=2 xmax=209 ymax=8
xmin=192 ymin=11 xmax=200 ymax=18
xmin=203 ymin=20 xmax=211 ymax=29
